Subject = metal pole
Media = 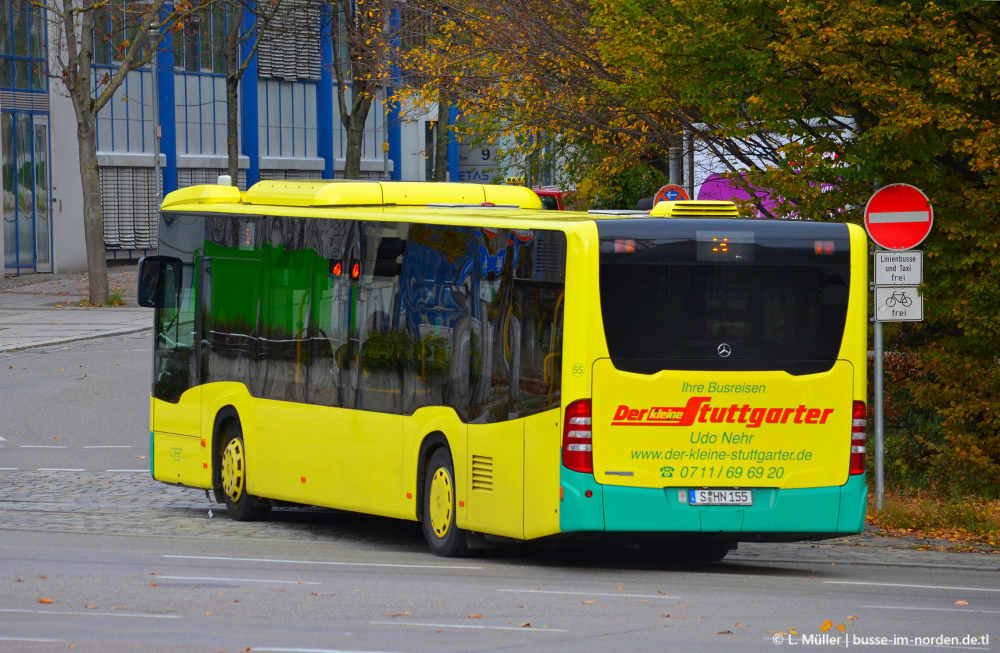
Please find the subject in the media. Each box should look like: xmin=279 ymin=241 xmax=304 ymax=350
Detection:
xmin=874 ymin=312 xmax=884 ymax=509
xmin=669 ymin=146 xmax=683 ymax=186
xmin=150 ymin=43 xmax=162 ymax=205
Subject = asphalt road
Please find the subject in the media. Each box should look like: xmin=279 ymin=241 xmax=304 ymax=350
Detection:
xmin=1 ymin=333 xmax=152 ymax=473
xmin=1 ymin=334 xmax=998 ymax=652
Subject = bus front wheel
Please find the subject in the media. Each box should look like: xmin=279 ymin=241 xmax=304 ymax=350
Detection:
xmin=422 ymin=449 xmax=469 ymax=557
xmin=220 ymin=423 xmax=271 ymax=522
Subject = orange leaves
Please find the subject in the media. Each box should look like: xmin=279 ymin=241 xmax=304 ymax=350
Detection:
xmin=468 ymin=613 xmax=483 ymax=619
xmin=38 ymin=597 xmax=54 ymax=604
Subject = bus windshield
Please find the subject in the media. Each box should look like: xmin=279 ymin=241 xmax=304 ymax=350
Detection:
xmin=597 ymin=219 xmax=851 ymax=376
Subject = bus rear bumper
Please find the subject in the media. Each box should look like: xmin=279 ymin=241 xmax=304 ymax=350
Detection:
xmin=560 ymin=470 xmax=867 ymax=537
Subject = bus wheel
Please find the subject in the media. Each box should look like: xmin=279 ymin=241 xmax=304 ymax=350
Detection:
xmin=220 ymin=425 xmax=271 ymax=522
xmin=422 ymin=449 xmax=469 ymax=557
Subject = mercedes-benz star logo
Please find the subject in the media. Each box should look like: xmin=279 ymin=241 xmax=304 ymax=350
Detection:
xmin=717 ymin=343 xmax=732 ymax=358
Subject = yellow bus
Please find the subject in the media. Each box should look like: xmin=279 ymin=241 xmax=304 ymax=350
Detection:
xmin=139 ymin=180 xmax=868 ymax=560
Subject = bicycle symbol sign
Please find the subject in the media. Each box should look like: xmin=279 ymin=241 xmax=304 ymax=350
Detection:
xmin=874 ymin=286 xmax=923 ymax=322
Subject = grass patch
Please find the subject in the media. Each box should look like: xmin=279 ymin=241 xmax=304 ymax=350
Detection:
xmin=77 ymin=286 xmax=126 ymax=307
xmin=868 ymin=490 xmax=1000 ymax=548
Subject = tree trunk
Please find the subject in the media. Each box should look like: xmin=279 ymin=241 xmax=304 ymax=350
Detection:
xmin=343 ymin=113 xmax=365 ymax=180
xmin=78 ymin=115 xmax=109 ymax=304
xmin=434 ymin=98 xmax=450 ymax=182
xmin=227 ymin=74 xmax=240 ymax=184
xmin=226 ymin=3 xmax=244 ymax=185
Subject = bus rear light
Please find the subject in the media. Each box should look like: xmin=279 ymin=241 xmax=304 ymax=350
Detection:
xmin=562 ymin=399 xmax=593 ymax=474
xmin=850 ymin=400 xmax=867 ymax=475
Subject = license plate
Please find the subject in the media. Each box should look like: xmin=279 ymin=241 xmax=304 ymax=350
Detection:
xmin=689 ymin=489 xmax=753 ymax=506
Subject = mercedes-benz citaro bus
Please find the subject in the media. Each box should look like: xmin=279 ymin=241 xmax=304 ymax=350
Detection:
xmin=138 ymin=180 xmax=867 ymax=560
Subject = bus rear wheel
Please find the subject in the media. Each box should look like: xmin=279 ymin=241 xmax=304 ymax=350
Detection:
xmin=422 ymin=449 xmax=469 ymax=557
xmin=220 ymin=424 xmax=271 ymax=522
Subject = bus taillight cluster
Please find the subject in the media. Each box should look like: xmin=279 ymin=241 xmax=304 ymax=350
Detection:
xmin=850 ymin=401 xmax=867 ymax=475
xmin=563 ymin=400 xmax=593 ymax=473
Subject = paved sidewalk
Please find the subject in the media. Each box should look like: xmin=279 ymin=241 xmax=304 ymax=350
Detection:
xmin=0 ymin=264 xmax=152 ymax=353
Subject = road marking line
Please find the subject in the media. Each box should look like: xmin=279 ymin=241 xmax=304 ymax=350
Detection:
xmin=107 ymin=469 xmax=147 ymax=472
xmin=826 ymin=581 xmax=1000 ymax=593
xmin=37 ymin=468 xmax=85 ymax=472
xmin=84 ymin=445 xmax=133 ymax=449
xmin=498 ymin=589 xmax=678 ymax=599
xmin=158 ymin=575 xmax=320 ymax=585
xmin=21 ymin=445 xmax=67 ymax=449
xmin=250 ymin=646 xmax=404 ymax=653
xmin=0 ymin=435 xmax=5 ymax=441
xmin=0 ymin=468 xmax=18 ymax=471
xmin=162 ymin=554 xmax=482 ymax=570
xmin=863 ymin=605 xmax=1000 ymax=615
xmin=370 ymin=621 xmax=568 ymax=633
xmin=0 ymin=608 xmax=181 ymax=619
xmin=0 ymin=636 xmax=64 ymax=643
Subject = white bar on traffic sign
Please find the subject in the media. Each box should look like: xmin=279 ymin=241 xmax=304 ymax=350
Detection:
xmin=867 ymin=210 xmax=931 ymax=223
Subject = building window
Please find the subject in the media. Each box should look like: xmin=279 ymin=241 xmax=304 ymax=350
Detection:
xmin=92 ymin=0 xmax=142 ymax=67
xmin=0 ymin=0 xmax=47 ymax=90
xmin=173 ymin=3 xmax=229 ymax=75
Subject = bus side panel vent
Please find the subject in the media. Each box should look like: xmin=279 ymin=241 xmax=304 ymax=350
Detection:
xmin=471 ymin=455 xmax=494 ymax=492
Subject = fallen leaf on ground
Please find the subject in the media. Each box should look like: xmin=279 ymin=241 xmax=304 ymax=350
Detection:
xmin=518 ymin=622 xmax=531 ymax=628
xmin=955 ymin=600 xmax=969 ymax=605
xmin=385 ymin=612 xmax=412 ymax=617
xmin=38 ymin=597 xmax=54 ymax=604
xmin=821 ymin=620 xmax=833 ymax=633
xmin=468 ymin=614 xmax=483 ymax=619
xmin=714 ymin=630 xmax=733 ymax=634
xmin=149 ymin=582 xmax=157 ymax=587
xmin=203 ymin=611 xmax=212 ymax=616
xmin=617 ymin=582 xmax=624 ymax=594
xmin=582 ymin=601 xmax=595 ymax=604
xmin=85 ymin=605 xmax=97 ymax=609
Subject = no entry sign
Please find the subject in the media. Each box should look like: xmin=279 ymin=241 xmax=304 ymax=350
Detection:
xmin=864 ymin=184 xmax=933 ymax=250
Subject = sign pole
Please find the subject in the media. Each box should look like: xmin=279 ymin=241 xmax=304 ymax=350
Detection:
xmin=874 ymin=314 xmax=884 ymax=510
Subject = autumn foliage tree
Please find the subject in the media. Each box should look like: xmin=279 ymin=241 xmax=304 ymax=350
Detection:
xmin=410 ymin=0 xmax=1000 ymax=494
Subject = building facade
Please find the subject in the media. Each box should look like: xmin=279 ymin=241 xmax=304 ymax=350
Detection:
xmin=2 ymin=0 xmax=458 ymax=276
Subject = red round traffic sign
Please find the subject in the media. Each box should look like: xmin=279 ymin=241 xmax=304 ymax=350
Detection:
xmin=653 ymin=184 xmax=690 ymax=204
xmin=863 ymin=183 xmax=933 ymax=250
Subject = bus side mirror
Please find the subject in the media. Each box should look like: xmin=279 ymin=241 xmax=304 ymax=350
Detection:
xmin=137 ymin=256 xmax=183 ymax=308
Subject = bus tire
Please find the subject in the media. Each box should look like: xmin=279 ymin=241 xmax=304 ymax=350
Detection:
xmin=422 ymin=448 xmax=469 ymax=557
xmin=220 ymin=422 xmax=271 ymax=522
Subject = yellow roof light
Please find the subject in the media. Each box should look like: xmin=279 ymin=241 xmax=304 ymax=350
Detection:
xmin=244 ymin=180 xmax=382 ymax=207
xmin=161 ymin=184 xmax=242 ymax=209
xmin=650 ymin=200 xmax=739 ymax=218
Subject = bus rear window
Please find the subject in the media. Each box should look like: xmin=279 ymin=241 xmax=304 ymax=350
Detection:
xmin=597 ymin=219 xmax=851 ymax=375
